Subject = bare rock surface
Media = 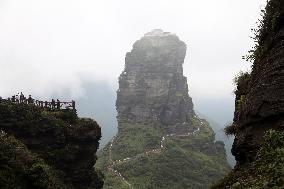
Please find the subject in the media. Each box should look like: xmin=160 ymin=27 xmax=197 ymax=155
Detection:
xmin=116 ymin=29 xmax=195 ymax=128
xmin=232 ymin=5 xmax=284 ymax=167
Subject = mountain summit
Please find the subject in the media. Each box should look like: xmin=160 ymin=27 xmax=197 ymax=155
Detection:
xmin=98 ymin=30 xmax=230 ymax=189
xmin=117 ymin=29 xmax=194 ymax=129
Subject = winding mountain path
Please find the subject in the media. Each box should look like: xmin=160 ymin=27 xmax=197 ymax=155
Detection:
xmin=107 ymin=126 xmax=201 ymax=189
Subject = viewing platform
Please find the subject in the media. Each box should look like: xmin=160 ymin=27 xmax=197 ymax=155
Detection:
xmin=0 ymin=93 xmax=75 ymax=110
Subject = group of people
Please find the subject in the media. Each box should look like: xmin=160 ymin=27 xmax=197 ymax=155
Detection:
xmin=10 ymin=92 xmax=33 ymax=104
xmin=0 ymin=92 xmax=75 ymax=110
xmin=0 ymin=92 xmax=33 ymax=104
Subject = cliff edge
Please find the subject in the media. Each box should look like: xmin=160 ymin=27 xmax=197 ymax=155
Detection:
xmin=0 ymin=99 xmax=103 ymax=189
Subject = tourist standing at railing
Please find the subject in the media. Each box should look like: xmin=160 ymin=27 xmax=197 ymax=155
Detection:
xmin=15 ymin=93 xmax=20 ymax=103
xmin=28 ymin=95 xmax=33 ymax=104
xmin=11 ymin=95 xmax=15 ymax=103
xmin=20 ymin=92 xmax=24 ymax=103
xmin=72 ymin=100 xmax=75 ymax=109
xmin=51 ymin=99 xmax=56 ymax=109
xmin=56 ymin=99 xmax=60 ymax=109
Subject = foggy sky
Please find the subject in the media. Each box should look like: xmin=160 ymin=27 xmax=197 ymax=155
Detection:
xmin=0 ymin=0 xmax=267 ymax=126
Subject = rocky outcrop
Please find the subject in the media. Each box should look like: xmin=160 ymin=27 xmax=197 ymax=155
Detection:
xmin=98 ymin=30 xmax=230 ymax=189
xmin=210 ymin=2 xmax=284 ymax=188
xmin=231 ymin=0 xmax=284 ymax=167
xmin=0 ymin=102 xmax=103 ymax=189
xmin=116 ymin=29 xmax=195 ymax=128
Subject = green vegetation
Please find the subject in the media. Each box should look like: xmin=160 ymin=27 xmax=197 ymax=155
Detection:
xmin=98 ymin=118 xmax=231 ymax=189
xmin=175 ymin=91 xmax=184 ymax=97
xmin=100 ymin=172 xmax=130 ymax=189
xmin=41 ymin=109 xmax=77 ymax=124
xmin=113 ymin=123 xmax=163 ymax=160
xmin=0 ymin=133 xmax=67 ymax=189
xmin=0 ymin=101 xmax=103 ymax=189
xmin=212 ymin=130 xmax=284 ymax=189
xmin=96 ymin=123 xmax=163 ymax=171
xmin=218 ymin=1 xmax=284 ymax=188
xmin=233 ymin=71 xmax=250 ymax=117
xmin=236 ymin=95 xmax=245 ymax=112
xmin=244 ymin=0 xmax=284 ymax=62
xmin=233 ymin=71 xmax=250 ymax=96
xmin=224 ymin=123 xmax=237 ymax=136
xmin=233 ymin=71 xmax=250 ymax=87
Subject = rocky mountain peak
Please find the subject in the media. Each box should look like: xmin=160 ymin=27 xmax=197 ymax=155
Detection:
xmin=116 ymin=30 xmax=195 ymax=127
xmin=144 ymin=29 xmax=175 ymax=37
xmin=100 ymin=30 xmax=230 ymax=189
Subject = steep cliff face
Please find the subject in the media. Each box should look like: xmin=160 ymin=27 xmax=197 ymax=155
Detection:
xmin=232 ymin=0 xmax=284 ymax=167
xmin=213 ymin=1 xmax=284 ymax=188
xmin=0 ymin=102 xmax=103 ymax=189
xmin=117 ymin=29 xmax=194 ymax=128
xmin=98 ymin=30 xmax=230 ymax=189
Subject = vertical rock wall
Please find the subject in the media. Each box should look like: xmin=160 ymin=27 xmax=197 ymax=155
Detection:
xmin=232 ymin=2 xmax=284 ymax=166
xmin=116 ymin=29 xmax=195 ymax=127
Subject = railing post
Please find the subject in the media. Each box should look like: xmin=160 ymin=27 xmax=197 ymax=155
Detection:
xmin=72 ymin=100 xmax=75 ymax=109
xmin=56 ymin=99 xmax=60 ymax=109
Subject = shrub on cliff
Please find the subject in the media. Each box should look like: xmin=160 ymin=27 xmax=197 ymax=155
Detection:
xmin=245 ymin=0 xmax=284 ymax=62
xmin=212 ymin=129 xmax=284 ymax=188
xmin=233 ymin=71 xmax=250 ymax=97
xmin=0 ymin=133 xmax=67 ymax=189
xmin=245 ymin=130 xmax=284 ymax=188
xmin=224 ymin=123 xmax=237 ymax=136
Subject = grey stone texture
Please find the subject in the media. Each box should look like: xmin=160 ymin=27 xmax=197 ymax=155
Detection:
xmin=116 ymin=29 xmax=195 ymax=126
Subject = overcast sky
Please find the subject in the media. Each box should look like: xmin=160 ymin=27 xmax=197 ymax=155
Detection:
xmin=0 ymin=0 xmax=267 ymax=125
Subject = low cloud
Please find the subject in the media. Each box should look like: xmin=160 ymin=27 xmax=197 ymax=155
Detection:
xmin=0 ymin=0 xmax=266 ymax=124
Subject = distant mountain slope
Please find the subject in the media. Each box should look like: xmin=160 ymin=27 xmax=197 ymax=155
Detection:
xmin=196 ymin=111 xmax=235 ymax=166
xmin=98 ymin=118 xmax=230 ymax=189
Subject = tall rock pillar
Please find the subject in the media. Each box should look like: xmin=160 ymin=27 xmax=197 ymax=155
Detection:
xmin=116 ymin=29 xmax=195 ymax=128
